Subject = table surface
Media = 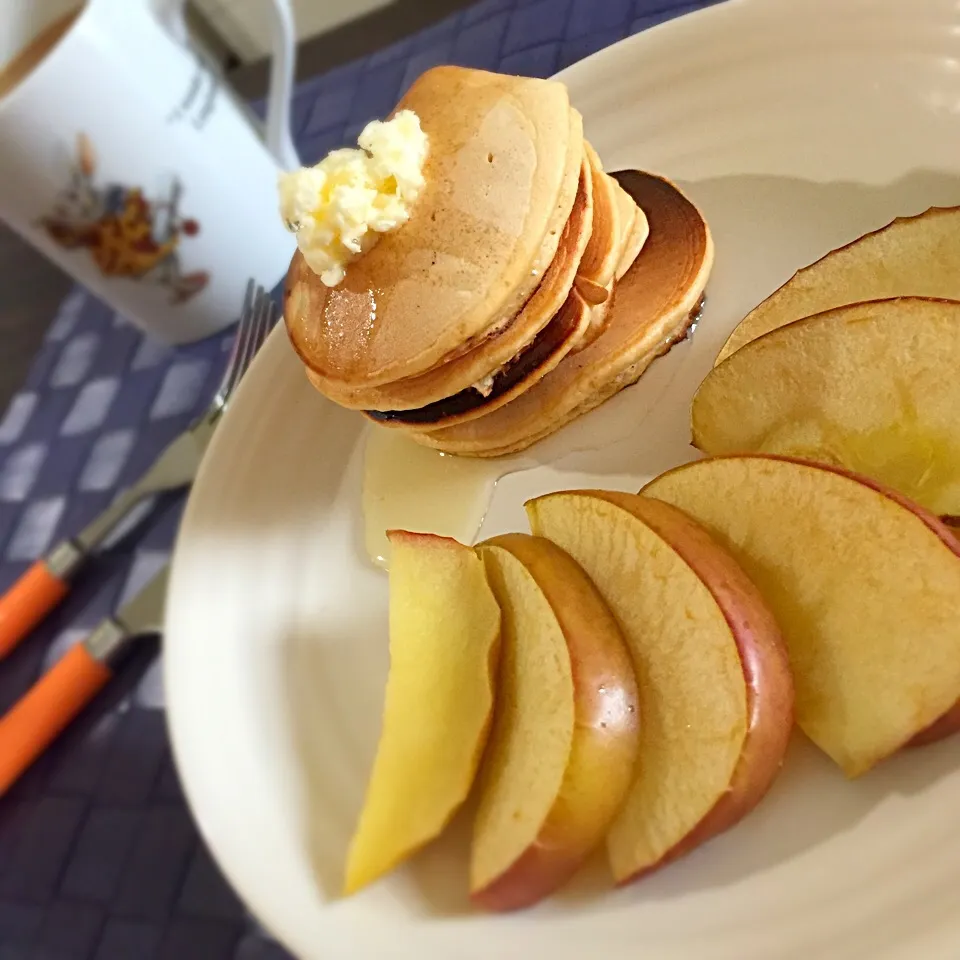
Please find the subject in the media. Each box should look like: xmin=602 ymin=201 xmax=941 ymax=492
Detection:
xmin=0 ymin=0 xmax=719 ymax=956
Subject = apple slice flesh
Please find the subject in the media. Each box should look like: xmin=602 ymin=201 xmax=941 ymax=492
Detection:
xmin=643 ymin=455 xmax=960 ymax=776
xmin=471 ymin=533 xmax=638 ymax=910
xmin=717 ymin=205 xmax=960 ymax=364
xmin=527 ymin=492 xmax=792 ymax=884
xmin=344 ymin=531 xmax=500 ymax=895
xmin=693 ymin=297 xmax=960 ymax=516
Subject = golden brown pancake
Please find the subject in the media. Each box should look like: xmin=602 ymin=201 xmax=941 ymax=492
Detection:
xmin=575 ymin=151 xmax=623 ymax=300
xmin=366 ymin=285 xmax=610 ymax=431
xmin=285 ymin=67 xmax=584 ymax=388
xmin=614 ymin=184 xmax=649 ymax=280
xmin=570 ymin=181 xmax=649 ymax=353
xmin=566 ymin=274 xmax=617 ymax=355
xmin=310 ymin=153 xmax=595 ymax=411
xmin=409 ymin=171 xmax=713 ymax=456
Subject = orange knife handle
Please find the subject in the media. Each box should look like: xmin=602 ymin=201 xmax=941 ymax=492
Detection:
xmin=0 ymin=643 xmax=111 ymax=796
xmin=0 ymin=560 xmax=70 ymax=660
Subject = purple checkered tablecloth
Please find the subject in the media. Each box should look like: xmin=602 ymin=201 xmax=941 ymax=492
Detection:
xmin=0 ymin=1 xmax=720 ymax=956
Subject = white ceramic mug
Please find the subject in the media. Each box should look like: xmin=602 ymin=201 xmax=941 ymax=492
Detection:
xmin=0 ymin=0 xmax=299 ymax=344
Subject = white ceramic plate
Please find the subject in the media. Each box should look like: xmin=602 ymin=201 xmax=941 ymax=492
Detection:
xmin=164 ymin=1 xmax=960 ymax=956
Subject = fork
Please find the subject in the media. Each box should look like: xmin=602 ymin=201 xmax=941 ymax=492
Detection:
xmin=0 ymin=281 xmax=279 ymax=660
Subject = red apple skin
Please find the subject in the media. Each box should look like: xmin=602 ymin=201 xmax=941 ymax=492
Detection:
xmin=602 ymin=492 xmax=794 ymax=883
xmin=910 ymin=702 xmax=960 ymax=746
xmin=471 ymin=533 xmax=639 ymax=912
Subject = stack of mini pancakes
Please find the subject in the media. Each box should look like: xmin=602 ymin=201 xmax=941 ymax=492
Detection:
xmin=284 ymin=66 xmax=714 ymax=456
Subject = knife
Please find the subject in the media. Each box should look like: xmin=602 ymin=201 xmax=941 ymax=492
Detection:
xmin=0 ymin=564 xmax=169 ymax=796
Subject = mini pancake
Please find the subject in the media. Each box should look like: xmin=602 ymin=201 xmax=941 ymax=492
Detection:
xmin=571 ymin=182 xmax=650 ymax=353
xmin=312 ymin=152 xmax=595 ymax=412
xmin=614 ymin=185 xmax=649 ymax=280
xmin=285 ymin=67 xmax=584 ymax=388
xmin=410 ymin=171 xmax=713 ymax=457
xmin=575 ymin=146 xmax=624 ymax=300
xmin=440 ymin=298 xmax=703 ymax=458
xmin=365 ymin=286 xmax=605 ymax=430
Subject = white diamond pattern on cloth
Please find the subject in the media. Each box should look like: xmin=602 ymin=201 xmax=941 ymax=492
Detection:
xmin=50 ymin=333 xmax=100 ymax=388
xmin=6 ymin=496 xmax=65 ymax=560
xmin=0 ymin=393 xmax=37 ymax=445
xmin=0 ymin=443 xmax=47 ymax=502
xmin=60 ymin=377 xmax=120 ymax=436
xmin=45 ymin=289 xmax=87 ymax=342
xmin=150 ymin=359 xmax=210 ymax=419
xmin=78 ymin=429 xmax=137 ymax=492
xmin=42 ymin=627 xmax=89 ymax=672
xmin=131 ymin=336 xmax=173 ymax=371
xmin=118 ymin=548 xmax=170 ymax=607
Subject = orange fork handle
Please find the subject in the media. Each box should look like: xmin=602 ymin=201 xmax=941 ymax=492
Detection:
xmin=0 ymin=560 xmax=70 ymax=660
xmin=0 ymin=643 xmax=111 ymax=796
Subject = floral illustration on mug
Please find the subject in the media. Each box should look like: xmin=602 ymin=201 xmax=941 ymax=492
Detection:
xmin=39 ymin=133 xmax=209 ymax=303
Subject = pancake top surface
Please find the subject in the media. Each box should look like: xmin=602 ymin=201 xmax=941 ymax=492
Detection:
xmin=325 ymin=154 xmax=594 ymax=412
xmin=285 ymin=66 xmax=578 ymax=386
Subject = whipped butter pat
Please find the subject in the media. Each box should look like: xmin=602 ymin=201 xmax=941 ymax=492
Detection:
xmin=278 ymin=110 xmax=429 ymax=286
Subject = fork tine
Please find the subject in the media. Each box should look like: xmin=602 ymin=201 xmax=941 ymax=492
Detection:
xmin=237 ymin=287 xmax=263 ymax=385
xmin=257 ymin=291 xmax=277 ymax=355
xmin=221 ymin=288 xmax=259 ymax=404
xmin=220 ymin=284 xmax=275 ymax=409
xmin=215 ymin=279 xmax=255 ymax=409
xmin=246 ymin=287 xmax=271 ymax=369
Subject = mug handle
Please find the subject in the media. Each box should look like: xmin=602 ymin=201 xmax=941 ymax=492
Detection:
xmin=259 ymin=0 xmax=301 ymax=170
xmin=154 ymin=0 xmax=301 ymax=170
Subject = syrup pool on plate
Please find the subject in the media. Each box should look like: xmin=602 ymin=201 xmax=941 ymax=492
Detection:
xmin=361 ymin=427 xmax=503 ymax=569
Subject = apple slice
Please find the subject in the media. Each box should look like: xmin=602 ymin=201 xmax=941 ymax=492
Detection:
xmin=526 ymin=492 xmax=792 ymax=885
xmin=692 ymin=297 xmax=960 ymax=516
xmin=471 ymin=533 xmax=638 ymax=910
xmin=643 ymin=455 xmax=960 ymax=776
xmin=344 ymin=531 xmax=500 ymax=895
xmin=717 ymin=205 xmax=960 ymax=364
